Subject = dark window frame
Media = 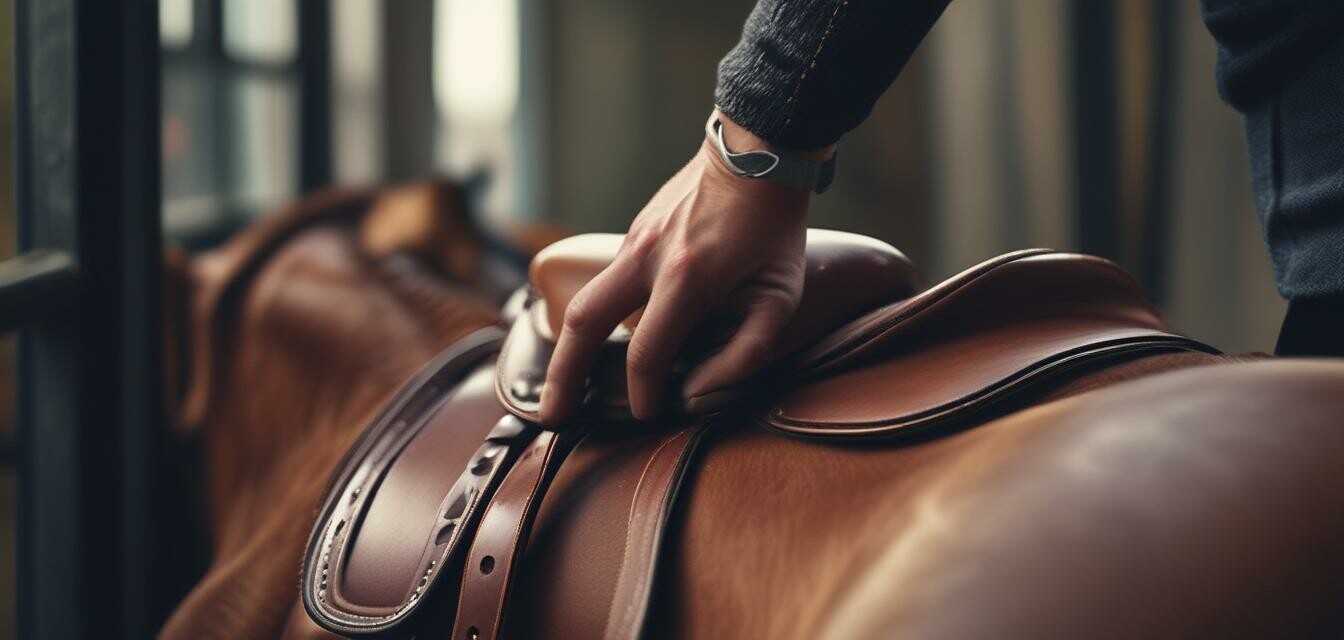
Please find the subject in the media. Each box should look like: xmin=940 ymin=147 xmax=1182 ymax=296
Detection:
xmin=5 ymin=0 xmax=330 ymax=634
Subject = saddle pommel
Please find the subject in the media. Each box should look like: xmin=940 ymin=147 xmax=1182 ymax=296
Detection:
xmin=529 ymin=233 xmax=632 ymax=339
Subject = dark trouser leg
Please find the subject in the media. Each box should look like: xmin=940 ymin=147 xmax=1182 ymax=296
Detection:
xmin=1204 ymin=1 xmax=1344 ymax=355
xmin=1276 ymin=295 xmax=1344 ymax=357
xmin=1237 ymin=37 xmax=1344 ymax=355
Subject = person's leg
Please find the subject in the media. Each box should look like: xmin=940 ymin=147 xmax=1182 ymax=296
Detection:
xmin=1202 ymin=1 xmax=1344 ymax=354
xmin=1249 ymin=39 xmax=1344 ymax=355
xmin=1276 ymin=295 xmax=1344 ymax=357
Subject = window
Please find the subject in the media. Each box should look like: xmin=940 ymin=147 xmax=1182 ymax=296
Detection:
xmin=160 ymin=0 xmax=305 ymax=244
xmin=433 ymin=0 xmax=529 ymax=223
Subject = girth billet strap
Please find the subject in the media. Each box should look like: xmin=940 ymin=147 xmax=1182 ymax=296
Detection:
xmin=450 ymin=428 xmax=583 ymax=639
xmin=448 ymin=420 xmax=710 ymax=640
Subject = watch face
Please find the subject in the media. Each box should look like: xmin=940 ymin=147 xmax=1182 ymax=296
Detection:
xmin=728 ymin=150 xmax=781 ymax=178
xmin=710 ymin=117 xmax=831 ymax=192
xmin=712 ymin=119 xmax=779 ymax=178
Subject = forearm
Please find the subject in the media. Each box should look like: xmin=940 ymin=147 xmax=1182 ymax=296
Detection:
xmin=715 ymin=0 xmax=951 ymax=151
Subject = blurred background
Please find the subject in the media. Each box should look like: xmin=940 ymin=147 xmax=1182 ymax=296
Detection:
xmin=150 ymin=0 xmax=1282 ymax=349
xmin=0 ymin=0 xmax=1283 ymax=636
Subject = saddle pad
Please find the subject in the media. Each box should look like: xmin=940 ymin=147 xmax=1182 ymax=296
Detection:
xmin=764 ymin=250 xmax=1219 ymax=436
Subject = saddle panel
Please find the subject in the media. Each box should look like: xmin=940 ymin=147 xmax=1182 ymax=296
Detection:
xmin=765 ymin=251 xmax=1217 ymax=436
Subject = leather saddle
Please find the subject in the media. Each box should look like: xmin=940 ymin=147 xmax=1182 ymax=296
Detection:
xmin=300 ymin=231 xmax=1215 ymax=639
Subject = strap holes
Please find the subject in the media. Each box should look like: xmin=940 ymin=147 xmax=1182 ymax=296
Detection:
xmin=480 ymin=555 xmax=495 ymax=575
xmin=467 ymin=626 xmax=480 ymax=639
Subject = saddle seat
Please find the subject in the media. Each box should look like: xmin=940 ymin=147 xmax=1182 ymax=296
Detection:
xmin=301 ymin=230 xmax=1218 ymax=639
xmin=498 ymin=229 xmax=925 ymax=419
xmin=498 ymin=232 xmax=1212 ymax=435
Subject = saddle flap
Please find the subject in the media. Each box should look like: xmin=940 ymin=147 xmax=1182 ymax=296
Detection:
xmin=302 ymin=328 xmax=528 ymax=636
xmin=496 ymin=229 xmax=924 ymax=422
xmin=764 ymin=251 xmax=1218 ymax=436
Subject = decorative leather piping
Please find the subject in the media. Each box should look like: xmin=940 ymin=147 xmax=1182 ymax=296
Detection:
xmin=766 ymin=337 xmax=1215 ymax=437
xmin=763 ymin=251 xmax=1220 ymax=437
xmin=784 ymin=249 xmax=1058 ymax=377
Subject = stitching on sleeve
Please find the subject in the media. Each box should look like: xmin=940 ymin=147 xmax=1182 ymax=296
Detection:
xmin=783 ymin=0 xmax=849 ymax=129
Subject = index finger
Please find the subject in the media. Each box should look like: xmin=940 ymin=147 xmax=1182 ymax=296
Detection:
xmin=539 ymin=257 xmax=646 ymax=425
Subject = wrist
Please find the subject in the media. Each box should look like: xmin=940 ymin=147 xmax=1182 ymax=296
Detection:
xmin=697 ymin=138 xmax=813 ymax=207
xmin=704 ymin=109 xmax=837 ymax=195
xmin=714 ymin=109 xmax=836 ymax=163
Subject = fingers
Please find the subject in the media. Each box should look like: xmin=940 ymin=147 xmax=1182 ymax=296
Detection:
xmin=626 ymin=265 xmax=723 ymax=420
xmin=539 ymin=258 xmax=646 ymax=425
xmin=682 ymin=291 xmax=795 ymax=402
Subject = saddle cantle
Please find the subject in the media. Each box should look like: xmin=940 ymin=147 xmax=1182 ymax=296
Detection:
xmin=763 ymin=249 xmax=1210 ymax=436
xmin=301 ymin=231 xmax=1217 ymax=639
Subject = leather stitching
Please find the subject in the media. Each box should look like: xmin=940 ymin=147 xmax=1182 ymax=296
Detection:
xmin=610 ymin=430 xmax=687 ymax=633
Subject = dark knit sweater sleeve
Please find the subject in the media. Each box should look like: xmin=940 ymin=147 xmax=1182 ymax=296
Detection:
xmin=715 ymin=0 xmax=951 ymax=150
xmin=1202 ymin=0 xmax=1344 ymax=111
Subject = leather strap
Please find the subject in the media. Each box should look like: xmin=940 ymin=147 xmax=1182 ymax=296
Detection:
xmin=451 ymin=428 xmax=584 ymax=639
xmin=449 ymin=422 xmax=709 ymax=640
xmin=602 ymin=423 xmax=710 ymax=640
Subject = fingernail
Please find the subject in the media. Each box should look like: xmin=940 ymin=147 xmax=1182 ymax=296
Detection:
xmin=538 ymin=384 xmax=560 ymax=423
xmin=683 ymin=371 xmax=714 ymax=399
xmin=683 ymin=387 xmax=737 ymax=414
xmin=540 ymin=407 xmax=565 ymax=428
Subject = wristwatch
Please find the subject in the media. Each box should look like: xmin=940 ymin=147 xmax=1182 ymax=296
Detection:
xmin=705 ymin=114 xmax=836 ymax=194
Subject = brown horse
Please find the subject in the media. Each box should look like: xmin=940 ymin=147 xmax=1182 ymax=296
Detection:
xmin=162 ymin=184 xmax=1344 ymax=639
xmin=160 ymin=182 xmax=524 ymax=638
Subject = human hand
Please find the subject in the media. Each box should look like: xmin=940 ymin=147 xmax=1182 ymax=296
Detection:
xmin=538 ymin=111 xmax=831 ymax=424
